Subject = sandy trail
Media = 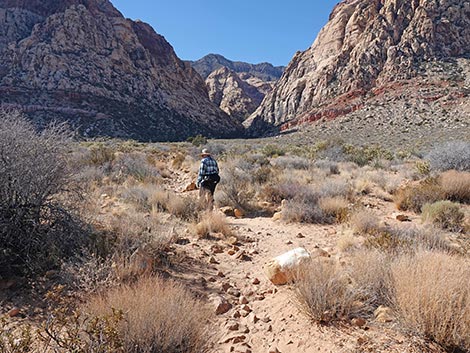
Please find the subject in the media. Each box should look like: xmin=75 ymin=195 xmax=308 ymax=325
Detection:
xmin=172 ymin=213 xmax=430 ymax=353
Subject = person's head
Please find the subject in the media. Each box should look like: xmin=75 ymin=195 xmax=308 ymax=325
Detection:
xmin=201 ymin=148 xmax=211 ymax=158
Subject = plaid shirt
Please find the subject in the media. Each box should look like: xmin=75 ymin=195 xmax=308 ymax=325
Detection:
xmin=197 ymin=156 xmax=219 ymax=187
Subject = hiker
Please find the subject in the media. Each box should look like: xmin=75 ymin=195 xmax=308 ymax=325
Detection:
xmin=196 ymin=149 xmax=220 ymax=210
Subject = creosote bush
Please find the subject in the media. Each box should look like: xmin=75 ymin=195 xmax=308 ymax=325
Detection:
xmin=395 ymin=178 xmax=445 ymax=213
xmin=421 ymin=201 xmax=465 ymax=232
xmin=85 ymin=276 xmax=212 ymax=353
xmin=0 ymin=110 xmax=89 ymax=276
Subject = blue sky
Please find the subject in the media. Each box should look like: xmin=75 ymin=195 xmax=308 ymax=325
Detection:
xmin=110 ymin=0 xmax=340 ymax=66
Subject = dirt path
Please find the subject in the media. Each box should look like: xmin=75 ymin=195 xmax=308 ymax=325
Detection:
xmin=171 ymin=213 xmax=431 ymax=353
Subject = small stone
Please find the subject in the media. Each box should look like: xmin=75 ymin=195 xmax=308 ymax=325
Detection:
xmin=241 ymin=304 xmax=252 ymax=313
xmin=396 ymin=214 xmax=411 ymax=222
xmin=268 ymin=346 xmax=280 ymax=353
xmin=221 ymin=335 xmax=246 ymax=344
xmin=374 ymin=306 xmax=394 ymax=323
xmin=239 ymin=296 xmax=249 ymax=305
xmin=217 ymin=271 xmax=225 ymax=277
xmin=211 ymin=244 xmax=224 ymax=254
xmin=227 ymin=288 xmax=241 ymax=297
xmin=210 ymin=295 xmax=232 ymax=315
xmin=234 ymin=209 xmax=244 ymax=219
xmin=352 ymin=317 xmax=367 ymax=327
xmin=8 ymin=307 xmax=20 ymax=317
xmin=252 ymin=278 xmax=260 ymax=285
xmin=296 ymin=233 xmax=305 ymax=238
xmin=222 ymin=283 xmax=233 ymax=292
xmin=175 ymin=238 xmax=190 ymax=245
xmin=285 ymin=240 xmax=293 ymax=245
xmin=228 ymin=249 xmax=236 ymax=256
xmin=233 ymin=310 xmax=241 ymax=318
xmin=208 ymin=277 xmax=217 ymax=282
xmin=227 ymin=236 xmax=239 ymax=246
xmin=209 ymin=256 xmax=219 ymax=264
xmin=220 ymin=206 xmax=235 ymax=217
xmin=226 ymin=322 xmax=239 ymax=331
xmin=248 ymin=313 xmax=259 ymax=324
xmin=239 ymin=324 xmax=250 ymax=334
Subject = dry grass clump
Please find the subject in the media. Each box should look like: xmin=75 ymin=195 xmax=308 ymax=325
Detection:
xmin=318 ymin=196 xmax=350 ymax=223
xmin=85 ymin=277 xmax=212 ymax=353
xmin=421 ymin=201 xmax=465 ymax=232
xmin=440 ymin=170 xmax=470 ymax=203
xmin=350 ymin=210 xmax=381 ymax=235
xmin=272 ymin=155 xmax=311 ymax=170
xmin=395 ymin=178 xmax=445 ymax=213
xmin=295 ymin=259 xmax=368 ymax=323
xmin=193 ymin=211 xmax=232 ymax=239
xmin=114 ymin=152 xmax=161 ymax=183
xmin=392 ymin=252 xmax=470 ymax=351
xmin=120 ymin=185 xmax=199 ymax=221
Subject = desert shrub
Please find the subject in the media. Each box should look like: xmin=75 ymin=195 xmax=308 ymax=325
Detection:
xmin=425 ymin=141 xmax=470 ymax=171
xmin=365 ymin=224 xmax=452 ymax=253
xmin=87 ymin=143 xmax=116 ymax=167
xmin=421 ymin=201 xmax=465 ymax=232
xmin=262 ymin=181 xmax=316 ymax=204
xmin=166 ymin=194 xmax=200 ymax=221
xmin=262 ymin=144 xmax=286 ymax=157
xmin=282 ymin=199 xmax=327 ymax=224
xmin=295 ymin=259 xmax=372 ymax=323
xmin=217 ymin=162 xmax=256 ymax=211
xmin=120 ymin=185 xmax=156 ymax=211
xmin=187 ymin=134 xmax=207 ymax=147
xmin=252 ymin=165 xmax=276 ymax=185
xmin=0 ymin=111 xmax=89 ymax=276
xmin=172 ymin=153 xmax=186 ymax=169
xmin=272 ymin=155 xmax=311 ymax=170
xmin=440 ymin=170 xmax=470 ymax=203
xmin=350 ymin=210 xmax=381 ymax=235
xmin=318 ymin=196 xmax=350 ymax=223
xmin=114 ymin=152 xmax=160 ymax=182
xmin=395 ymin=178 xmax=445 ymax=213
xmin=313 ymin=160 xmax=340 ymax=175
xmin=85 ymin=276 xmax=212 ymax=353
xmin=343 ymin=144 xmax=394 ymax=167
xmin=348 ymin=250 xmax=393 ymax=308
xmin=193 ymin=211 xmax=232 ymax=238
xmin=392 ymin=252 xmax=470 ymax=351
xmin=316 ymin=178 xmax=353 ymax=199
xmin=414 ymin=160 xmax=431 ymax=176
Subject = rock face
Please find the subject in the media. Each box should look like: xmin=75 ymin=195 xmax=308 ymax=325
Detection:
xmin=206 ymin=67 xmax=265 ymax=122
xmin=191 ymin=54 xmax=284 ymax=121
xmin=0 ymin=0 xmax=243 ymax=141
xmin=247 ymin=0 xmax=470 ymax=135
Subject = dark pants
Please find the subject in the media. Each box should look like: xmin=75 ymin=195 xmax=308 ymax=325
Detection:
xmin=200 ymin=180 xmax=217 ymax=210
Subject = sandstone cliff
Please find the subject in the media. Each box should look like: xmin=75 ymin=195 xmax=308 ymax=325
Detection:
xmin=0 ymin=0 xmax=243 ymax=141
xmin=246 ymin=0 xmax=470 ymax=135
xmin=205 ymin=67 xmax=266 ymax=122
xmin=191 ymin=54 xmax=284 ymax=121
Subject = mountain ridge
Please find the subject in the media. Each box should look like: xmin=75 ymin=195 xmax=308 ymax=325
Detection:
xmin=0 ymin=0 xmax=243 ymax=141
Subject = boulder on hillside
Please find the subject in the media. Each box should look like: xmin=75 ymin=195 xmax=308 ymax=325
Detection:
xmin=264 ymin=247 xmax=311 ymax=285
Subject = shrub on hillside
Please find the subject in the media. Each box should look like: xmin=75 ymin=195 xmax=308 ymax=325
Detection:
xmin=425 ymin=141 xmax=470 ymax=171
xmin=85 ymin=277 xmax=212 ymax=353
xmin=0 ymin=110 xmax=89 ymax=276
xmin=440 ymin=170 xmax=470 ymax=203
xmin=421 ymin=201 xmax=465 ymax=232
xmin=392 ymin=252 xmax=470 ymax=351
xmin=395 ymin=178 xmax=445 ymax=213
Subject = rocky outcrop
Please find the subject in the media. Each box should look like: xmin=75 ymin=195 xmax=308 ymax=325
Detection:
xmin=0 ymin=0 xmax=243 ymax=141
xmin=206 ymin=67 xmax=265 ymax=122
xmin=247 ymin=0 xmax=470 ymax=135
xmin=190 ymin=54 xmax=284 ymax=81
xmin=191 ymin=54 xmax=284 ymax=121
